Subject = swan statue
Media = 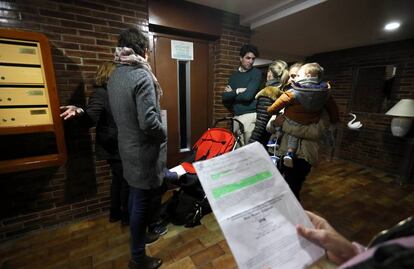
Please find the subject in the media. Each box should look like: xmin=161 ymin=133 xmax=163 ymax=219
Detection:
xmin=348 ymin=113 xmax=363 ymax=130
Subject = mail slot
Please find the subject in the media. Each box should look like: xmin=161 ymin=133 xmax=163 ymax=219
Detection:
xmin=0 ymin=66 xmax=44 ymax=85
xmin=0 ymin=107 xmax=52 ymax=127
xmin=0 ymin=87 xmax=48 ymax=105
xmin=0 ymin=41 xmax=41 ymax=65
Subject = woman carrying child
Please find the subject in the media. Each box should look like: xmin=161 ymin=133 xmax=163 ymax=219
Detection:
xmin=248 ymin=60 xmax=289 ymax=146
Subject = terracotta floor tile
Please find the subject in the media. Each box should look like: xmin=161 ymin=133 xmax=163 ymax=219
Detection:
xmin=68 ymin=256 xmax=93 ymax=269
xmin=69 ymin=240 xmax=108 ymax=259
xmin=190 ymin=245 xmax=224 ymax=267
xmin=217 ymin=240 xmax=231 ymax=254
xmin=112 ymin=253 xmax=129 ymax=269
xmin=2 ymin=159 xmax=414 ymax=269
xmin=147 ymin=235 xmax=185 ymax=256
xmin=92 ymin=260 xmax=112 ymax=269
xmin=211 ymin=253 xmax=237 ymax=269
xmin=170 ymin=239 xmax=205 ymax=261
xmin=92 ymin=243 xmax=129 ymax=266
xmin=197 ymin=229 xmax=224 ymax=247
xmin=163 ymin=256 xmax=196 ymax=269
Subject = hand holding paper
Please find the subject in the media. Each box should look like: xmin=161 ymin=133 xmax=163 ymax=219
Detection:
xmin=193 ymin=142 xmax=324 ymax=269
xmin=169 ymin=165 xmax=187 ymax=178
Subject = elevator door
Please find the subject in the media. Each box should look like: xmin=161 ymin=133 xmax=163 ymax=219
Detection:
xmin=152 ymin=35 xmax=209 ymax=166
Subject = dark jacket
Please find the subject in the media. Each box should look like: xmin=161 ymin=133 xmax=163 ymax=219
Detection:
xmin=248 ymin=84 xmax=284 ymax=146
xmin=340 ymin=216 xmax=414 ymax=269
xmin=85 ymin=86 xmax=120 ymax=161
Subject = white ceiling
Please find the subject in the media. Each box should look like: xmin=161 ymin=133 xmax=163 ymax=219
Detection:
xmin=186 ymin=0 xmax=414 ymax=61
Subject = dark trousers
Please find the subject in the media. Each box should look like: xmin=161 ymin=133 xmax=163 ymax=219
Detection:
xmin=147 ymin=184 xmax=167 ymax=227
xmin=281 ymin=158 xmax=311 ymax=200
xmin=129 ymin=186 xmax=162 ymax=260
xmin=107 ymin=159 xmax=129 ymax=214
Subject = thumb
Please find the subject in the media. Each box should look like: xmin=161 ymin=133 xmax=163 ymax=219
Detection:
xmin=297 ymin=225 xmax=322 ymax=244
xmin=296 ymin=224 xmax=309 ymax=237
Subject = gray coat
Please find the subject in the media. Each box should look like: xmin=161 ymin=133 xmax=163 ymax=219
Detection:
xmin=107 ymin=65 xmax=167 ymax=189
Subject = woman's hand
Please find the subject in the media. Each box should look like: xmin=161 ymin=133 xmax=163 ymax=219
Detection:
xmin=297 ymin=211 xmax=360 ymax=265
xmin=60 ymin=105 xmax=84 ymax=120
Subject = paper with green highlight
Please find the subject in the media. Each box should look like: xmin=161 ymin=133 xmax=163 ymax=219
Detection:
xmin=212 ymin=171 xmax=272 ymax=199
xmin=193 ymin=142 xmax=324 ymax=269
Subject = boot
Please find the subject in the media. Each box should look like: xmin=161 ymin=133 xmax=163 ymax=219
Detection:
xmin=121 ymin=211 xmax=129 ymax=226
xmin=109 ymin=209 xmax=121 ymax=223
xmin=128 ymin=255 xmax=162 ymax=269
xmin=145 ymin=232 xmax=160 ymax=244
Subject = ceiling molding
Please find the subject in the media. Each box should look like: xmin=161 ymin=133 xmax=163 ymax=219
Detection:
xmin=186 ymin=0 xmax=414 ymax=60
xmin=241 ymin=0 xmax=327 ymax=29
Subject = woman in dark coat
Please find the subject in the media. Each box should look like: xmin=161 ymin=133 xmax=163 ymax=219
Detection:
xmin=60 ymin=62 xmax=170 ymax=237
xmin=248 ymin=60 xmax=289 ymax=146
xmin=60 ymin=62 xmax=130 ymax=224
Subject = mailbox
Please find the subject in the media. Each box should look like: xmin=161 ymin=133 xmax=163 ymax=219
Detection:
xmin=0 ymin=28 xmax=66 ymax=173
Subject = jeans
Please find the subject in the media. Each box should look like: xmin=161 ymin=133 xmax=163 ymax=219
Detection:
xmin=129 ymin=186 xmax=162 ymax=261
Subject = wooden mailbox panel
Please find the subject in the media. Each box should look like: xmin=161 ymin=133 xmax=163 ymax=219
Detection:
xmin=0 ymin=28 xmax=66 ymax=173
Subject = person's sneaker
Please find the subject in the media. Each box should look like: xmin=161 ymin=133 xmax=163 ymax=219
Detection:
xmin=149 ymin=223 xmax=168 ymax=236
xmin=270 ymin=156 xmax=280 ymax=165
xmin=145 ymin=232 xmax=160 ymax=244
xmin=267 ymin=138 xmax=277 ymax=147
xmin=128 ymin=256 xmax=162 ymax=269
xmin=283 ymin=152 xmax=295 ymax=168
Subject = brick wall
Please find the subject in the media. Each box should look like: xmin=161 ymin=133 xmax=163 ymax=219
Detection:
xmin=309 ymin=39 xmax=414 ymax=174
xmin=212 ymin=13 xmax=250 ymax=124
xmin=0 ymin=0 xmax=148 ymax=241
xmin=0 ymin=1 xmax=251 ymax=241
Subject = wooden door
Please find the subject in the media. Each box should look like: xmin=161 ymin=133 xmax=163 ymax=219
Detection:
xmin=152 ymin=35 xmax=210 ymax=166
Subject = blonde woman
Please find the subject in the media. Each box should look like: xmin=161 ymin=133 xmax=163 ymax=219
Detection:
xmin=248 ymin=60 xmax=289 ymax=146
xmin=60 ymin=62 xmax=130 ymax=224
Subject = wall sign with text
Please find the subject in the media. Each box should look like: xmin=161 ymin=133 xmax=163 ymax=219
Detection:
xmin=171 ymin=40 xmax=193 ymax=61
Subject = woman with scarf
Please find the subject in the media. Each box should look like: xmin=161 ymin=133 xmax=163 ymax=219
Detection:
xmin=107 ymin=28 xmax=165 ymax=269
xmin=248 ymin=60 xmax=289 ymax=146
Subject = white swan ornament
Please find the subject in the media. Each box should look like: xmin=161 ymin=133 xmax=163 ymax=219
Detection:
xmin=348 ymin=113 xmax=363 ymax=130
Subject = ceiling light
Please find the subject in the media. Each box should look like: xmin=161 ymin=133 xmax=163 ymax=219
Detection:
xmin=384 ymin=22 xmax=400 ymax=31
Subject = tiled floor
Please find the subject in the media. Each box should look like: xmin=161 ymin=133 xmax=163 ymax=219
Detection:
xmin=1 ymin=159 xmax=413 ymax=269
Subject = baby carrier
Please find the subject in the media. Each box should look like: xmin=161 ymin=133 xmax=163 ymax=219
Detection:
xmin=161 ymin=118 xmax=244 ymax=227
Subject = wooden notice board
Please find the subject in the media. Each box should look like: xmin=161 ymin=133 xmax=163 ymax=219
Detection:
xmin=0 ymin=28 xmax=66 ymax=173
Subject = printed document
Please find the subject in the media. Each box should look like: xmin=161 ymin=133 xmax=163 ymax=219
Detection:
xmin=193 ymin=142 xmax=324 ymax=269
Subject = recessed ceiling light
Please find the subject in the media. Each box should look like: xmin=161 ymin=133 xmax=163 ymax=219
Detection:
xmin=384 ymin=22 xmax=400 ymax=31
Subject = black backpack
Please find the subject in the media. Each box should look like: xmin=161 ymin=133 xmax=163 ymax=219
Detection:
xmin=160 ymin=188 xmax=211 ymax=228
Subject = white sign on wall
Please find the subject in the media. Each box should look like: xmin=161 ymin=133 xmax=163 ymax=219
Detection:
xmin=171 ymin=40 xmax=193 ymax=60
